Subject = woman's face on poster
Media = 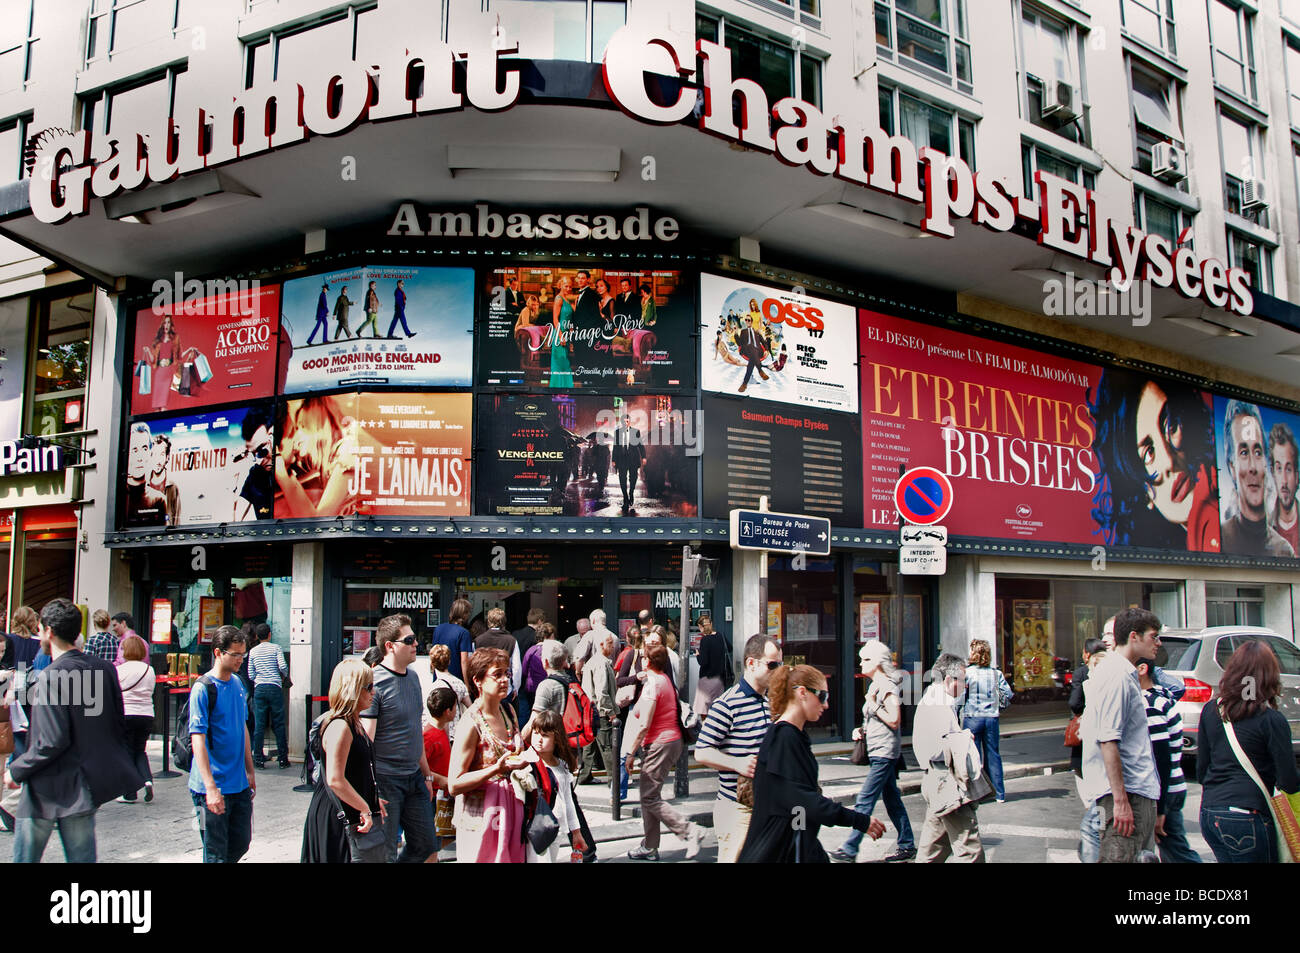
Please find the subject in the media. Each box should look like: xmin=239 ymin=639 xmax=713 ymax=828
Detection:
xmin=1135 ymin=380 xmax=1194 ymax=526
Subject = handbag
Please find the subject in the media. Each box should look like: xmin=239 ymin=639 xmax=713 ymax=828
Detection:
xmin=525 ymin=764 xmax=561 ymax=854
xmin=137 ymin=361 xmax=151 ymax=395
xmin=1222 ymin=713 xmax=1299 ymax=863
xmin=194 ymin=352 xmax=214 ymax=383
xmin=849 ymin=735 xmax=868 ymax=766
xmin=0 ymin=702 xmax=12 ymax=756
xmin=1064 ymin=714 xmax=1082 ymax=748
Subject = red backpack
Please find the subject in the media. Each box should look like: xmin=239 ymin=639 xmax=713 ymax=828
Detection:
xmin=548 ymin=675 xmax=598 ymax=749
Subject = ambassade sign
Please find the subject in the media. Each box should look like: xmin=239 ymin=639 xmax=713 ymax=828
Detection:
xmin=29 ymin=26 xmax=1251 ymax=315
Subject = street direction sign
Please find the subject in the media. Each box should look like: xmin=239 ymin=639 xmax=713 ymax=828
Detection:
xmin=894 ymin=467 xmax=954 ymax=526
xmin=900 ymin=544 xmax=946 ymax=575
xmin=730 ymin=508 xmax=832 ymax=555
xmin=901 ymin=524 xmax=947 ymax=545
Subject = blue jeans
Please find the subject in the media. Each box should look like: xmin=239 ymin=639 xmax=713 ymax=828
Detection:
xmin=840 ymin=755 xmax=915 ymax=857
xmin=1200 ymin=806 xmax=1277 ymax=863
xmin=964 ymin=715 xmax=1004 ymax=799
xmin=192 ymin=788 xmax=253 ymax=863
xmin=252 ymin=683 xmax=288 ymax=764
xmin=376 ymin=770 xmax=437 ymax=863
xmin=1157 ymin=791 xmax=1202 ymax=863
xmin=13 ymin=811 xmax=97 ymax=863
xmin=1079 ymin=802 xmax=1102 ymax=863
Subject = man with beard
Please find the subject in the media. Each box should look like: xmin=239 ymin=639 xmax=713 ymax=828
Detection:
xmin=1269 ymin=422 xmax=1299 ymax=556
xmin=123 ymin=423 xmax=167 ymax=526
xmin=1221 ymin=401 xmax=1295 ymax=557
xmin=234 ymin=409 xmax=276 ymax=522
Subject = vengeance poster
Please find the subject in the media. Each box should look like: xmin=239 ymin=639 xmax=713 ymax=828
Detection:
xmin=122 ymin=405 xmax=276 ymax=528
xmin=701 ymin=273 xmax=858 ymax=412
xmin=1215 ymin=396 xmax=1300 ymax=558
xmin=274 ymin=393 xmax=471 ymax=518
xmin=477 ymin=393 xmax=698 ymax=517
xmin=279 ymin=265 xmax=474 ymax=393
xmin=129 ymin=284 xmax=281 ymax=416
xmin=478 ymin=265 xmax=692 ymax=389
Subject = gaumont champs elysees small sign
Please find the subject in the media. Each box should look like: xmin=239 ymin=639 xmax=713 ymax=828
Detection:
xmin=29 ymin=26 xmax=1252 ymax=316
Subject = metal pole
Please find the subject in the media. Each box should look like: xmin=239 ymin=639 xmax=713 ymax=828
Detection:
xmin=611 ymin=714 xmax=622 ymax=821
xmin=674 ymin=545 xmax=691 ymax=798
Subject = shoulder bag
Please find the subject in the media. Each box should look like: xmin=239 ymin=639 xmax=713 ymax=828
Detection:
xmin=525 ymin=762 xmax=561 ymax=854
xmin=320 ymin=720 xmax=387 ymax=852
xmin=1222 ymin=712 xmax=1299 ymax=864
xmin=1063 ymin=715 xmax=1082 ymax=748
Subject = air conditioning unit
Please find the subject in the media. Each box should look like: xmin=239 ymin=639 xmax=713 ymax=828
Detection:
xmin=1242 ymin=178 xmax=1268 ymax=210
xmin=1041 ymin=82 xmax=1081 ymax=123
xmin=1151 ymin=142 xmax=1187 ymax=183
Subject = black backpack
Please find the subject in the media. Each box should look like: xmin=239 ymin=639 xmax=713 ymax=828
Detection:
xmin=172 ymin=675 xmax=216 ymax=772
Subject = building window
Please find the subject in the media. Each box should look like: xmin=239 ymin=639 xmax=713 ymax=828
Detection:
xmin=879 ymin=85 xmax=975 ymax=166
xmin=1219 ymin=109 xmax=1267 ymax=226
xmin=1021 ymin=141 xmax=1094 ymax=196
xmin=87 ymin=0 xmax=190 ymax=63
xmin=80 ymin=67 xmax=188 ymax=160
xmin=29 ymin=292 xmax=93 ymax=439
xmin=1206 ymin=583 xmax=1264 ymax=627
xmin=1133 ymin=189 xmax=1192 ymax=247
xmin=697 ymin=13 xmax=823 ymax=107
xmin=1285 ymin=36 xmax=1300 ymax=129
xmin=875 ymin=0 xmax=972 ymax=94
xmin=489 ymin=0 xmax=626 ymax=63
xmin=1227 ymin=229 xmax=1270 ymax=294
xmin=0 ymin=113 xmax=30 ymax=185
xmin=1208 ymin=0 xmax=1256 ymax=101
xmin=0 ymin=0 xmax=37 ymax=94
xmin=1130 ymin=64 xmax=1182 ymax=178
xmin=1020 ymin=5 xmax=1086 ymax=144
xmin=246 ymin=4 xmax=381 ymax=87
xmin=1121 ymin=0 xmax=1176 ymax=57
xmin=1286 ymin=0 xmax=1300 ymax=27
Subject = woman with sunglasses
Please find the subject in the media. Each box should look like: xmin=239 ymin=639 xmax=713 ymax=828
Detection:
xmin=738 ymin=665 xmax=885 ymax=863
xmin=447 ymin=647 xmax=527 ymax=863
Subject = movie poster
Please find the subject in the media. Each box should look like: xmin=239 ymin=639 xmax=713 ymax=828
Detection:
xmin=476 ymin=393 xmax=698 ymax=517
xmin=700 ymin=396 xmax=863 ymax=525
xmin=478 ymin=265 xmax=692 ymax=389
xmin=129 ymin=285 xmax=281 ymax=416
xmin=279 ymin=265 xmax=474 ymax=393
xmin=121 ymin=404 xmax=276 ymax=528
xmin=1214 ymin=396 xmax=1300 ymax=558
xmin=1012 ymin=600 xmax=1054 ymax=690
xmin=701 ymin=274 xmax=858 ymax=412
xmin=274 ymin=393 xmax=472 ymax=518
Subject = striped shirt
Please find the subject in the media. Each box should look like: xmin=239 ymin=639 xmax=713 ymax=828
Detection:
xmin=694 ymin=678 xmax=771 ymax=802
xmin=1143 ymin=685 xmax=1187 ymax=806
xmin=86 ymin=630 xmax=119 ymax=663
xmin=248 ymin=640 xmax=287 ymax=687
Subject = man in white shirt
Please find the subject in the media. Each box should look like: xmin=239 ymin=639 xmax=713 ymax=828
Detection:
xmin=913 ymin=652 xmax=984 ymax=863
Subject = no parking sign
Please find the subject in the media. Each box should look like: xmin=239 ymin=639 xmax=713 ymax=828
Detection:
xmin=893 ymin=467 xmax=954 ymax=526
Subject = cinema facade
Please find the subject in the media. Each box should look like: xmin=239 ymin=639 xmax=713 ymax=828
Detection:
xmin=3 ymin=4 xmax=1300 ymax=749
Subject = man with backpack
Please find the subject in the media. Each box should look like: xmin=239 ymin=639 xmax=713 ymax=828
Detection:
xmin=187 ymin=625 xmax=256 ymax=863
xmin=526 ymin=640 xmax=598 ymax=862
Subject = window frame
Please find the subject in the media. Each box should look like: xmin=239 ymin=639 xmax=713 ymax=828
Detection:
xmin=1206 ymin=0 xmax=1257 ymax=103
xmin=1226 ymin=227 xmax=1272 ymax=295
xmin=1217 ymin=106 xmax=1267 ymax=226
xmin=1120 ymin=0 xmax=1177 ymax=58
xmin=1019 ymin=3 xmax=1087 ymax=144
xmin=696 ymin=11 xmax=824 ymax=108
xmin=1133 ymin=188 xmax=1193 ymax=248
xmin=0 ymin=113 xmax=31 ymax=185
xmin=879 ymin=83 xmax=976 ymax=169
xmin=1021 ymin=139 xmax=1095 ymax=197
xmin=27 ymin=290 xmax=94 ymax=440
xmin=86 ymin=0 xmax=185 ymax=66
xmin=1129 ymin=61 xmax=1185 ymax=186
xmin=874 ymin=0 xmax=973 ymax=95
xmin=243 ymin=2 xmax=379 ymax=88
xmin=486 ymin=0 xmax=628 ymax=64
xmin=0 ymin=0 xmax=38 ymax=95
xmin=1284 ymin=33 xmax=1300 ymax=131
xmin=79 ymin=65 xmax=187 ymax=159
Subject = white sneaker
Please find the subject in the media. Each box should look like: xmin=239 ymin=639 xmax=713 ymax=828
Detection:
xmin=684 ymin=823 xmax=702 ymax=859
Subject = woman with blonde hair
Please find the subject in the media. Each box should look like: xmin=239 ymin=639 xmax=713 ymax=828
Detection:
xmin=739 ymin=665 xmax=884 ymax=863
xmin=963 ymin=638 xmax=1013 ymax=803
xmin=301 ymin=658 xmax=388 ymax=863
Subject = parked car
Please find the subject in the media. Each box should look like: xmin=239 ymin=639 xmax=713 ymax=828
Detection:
xmin=1156 ymin=626 xmax=1300 ymax=760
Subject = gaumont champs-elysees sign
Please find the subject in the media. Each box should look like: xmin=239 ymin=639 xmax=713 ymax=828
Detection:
xmin=29 ymin=26 xmax=1252 ymax=316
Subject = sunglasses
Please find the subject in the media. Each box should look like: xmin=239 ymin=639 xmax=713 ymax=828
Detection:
xmin=803 ymin=687 xmax=829 ymax=704
xmin=765 ymin=660 xmax=781 ymax=671
xmin=395 ymin=636 xmax=418 ymax=646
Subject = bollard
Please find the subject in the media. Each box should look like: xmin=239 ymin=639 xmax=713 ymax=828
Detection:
xmin=155 ymin=677 xmax=181 ymax=779
xmin=611 ymin=715 xmax=621 ymax=821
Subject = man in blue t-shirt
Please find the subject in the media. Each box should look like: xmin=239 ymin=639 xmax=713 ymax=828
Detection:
xmin=189 ymin=625 xmax=255 ymax=863
xmin=430 ymin=598 xmax=474 ymax=681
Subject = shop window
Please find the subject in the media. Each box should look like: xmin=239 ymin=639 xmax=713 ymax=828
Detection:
xmin=1020 ymin=4 xmax=1087 ymax=144
xmin=1121 ymin=0 xmax=1176 ymax=57
xmin=29 ymin=292 xmax=93 ymax=438
xmin=1206 ymin=583 xmax=1264 ymax=627
xmin=489 ymin=0 xmax=626 ymax=63
xmin=1227 ymin=229 xmax=1271 ymax=295
xmin=0 ymin=113 xmax=30 ymax=186
xmin=245 ymin=4 xmax=379 ymax=88
xmin=767 ymin=555 xmax=839 ymax=740
xmin=1021 ymin=141 xmax=1095 ymax=198
xmin=1133 ymin=189 xmax=1192 ymax=247
xmin=696 ymin=12 xmax=823 ymax=108
xmin=0 ymin=0 xmax=37 ymax=95
xmin=87 ymin=0 xmax=190 ymax=64
xmin=879 ymin=85 xmax=976 ymax=168
xmin=875 ymin=0 xmax=972 ymax=95
xmin=1208 ymin=0 xmax=1256 ymax=102
xmin=343 ymin=582 xmax=440 ymax=658
xmin=1130 ymin=64 xmax=1184 ymax=184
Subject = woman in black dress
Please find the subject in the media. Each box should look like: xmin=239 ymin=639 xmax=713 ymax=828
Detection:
xmin=302 ymin=658 xmax=388 ymax=863
xmin=738 ymin=664 xmax=884 ymax=863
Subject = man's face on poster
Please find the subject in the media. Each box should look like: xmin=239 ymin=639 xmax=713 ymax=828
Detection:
xmin=150 ymin=439 xmax=169 ymax=476
xmin=620 ymin=279 xmax=632 ymax=295
xmin=127 ymin=428 xmax=151 ymax=481
xmin=247 ymin=425 xmax=273 ymax=472
xmin=1273 ymin=441 xmax=1298 ymax=512
xmin=575 ymin=271 xmax=590 ymax=291
xmin=1231 ymin=413 xmax=1268 ymax=519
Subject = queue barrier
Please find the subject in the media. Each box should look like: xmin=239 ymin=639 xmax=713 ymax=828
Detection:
xmin=155 ymin=673 xmax=199 ymax=779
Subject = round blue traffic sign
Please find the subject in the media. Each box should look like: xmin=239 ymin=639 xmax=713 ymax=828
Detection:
xmin=893 ymin=466 xmax=954 ymax=526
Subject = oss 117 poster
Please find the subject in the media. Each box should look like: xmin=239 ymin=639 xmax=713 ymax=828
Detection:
xmin=478 ymin=265 xmax=692 ymax=389
xmin=278 ymin=265 xmax=474 ymax=393
xmin=1215 ymin=397 xmax=1300 ymax=559
xmin=274 ymin=393 xmax=471 ymax=518
xmin=122 ymin=404 xmax=276 ymax=528
xmin=1012 ymin=600 xmax=1054 ymax=691
xmin=129 ymin=284 xmax=281 ymax=416
xmin=476 ymin=393 xmax=698 ymax=517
